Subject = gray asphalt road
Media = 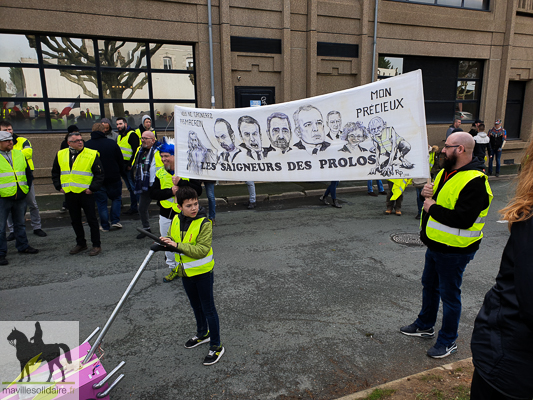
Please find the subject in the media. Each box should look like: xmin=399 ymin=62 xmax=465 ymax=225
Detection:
xmin=0 ymin=178 xmax=515 ymax=399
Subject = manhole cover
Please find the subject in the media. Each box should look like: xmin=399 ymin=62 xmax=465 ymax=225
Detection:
xmin=391 ymin=233 xmax=424 ymax=247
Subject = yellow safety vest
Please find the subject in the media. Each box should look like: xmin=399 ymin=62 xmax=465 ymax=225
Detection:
xmin=58 ymin=148 xmax=98 ymax=193
xmin=135 ymin=128 xmax=157 ymax=140
xmin=13 ymin=137 xmax=34 ymax=171
xmin=156 ymin=168 xmax=190 ymax=212
xmin=389 ymin=178 xmax=411 ymax=201
xmin=170 ymin=217 xmax=214 ymax=277
xmin=429 ymin=152 xmax=435 ymax=170
xmin=117 ymin=130 xmax=136 ymax=161
xmin=425 ymin=169 xmax=493 ymax=248
xmin=0 ymin=150 xmax=29 ymax=197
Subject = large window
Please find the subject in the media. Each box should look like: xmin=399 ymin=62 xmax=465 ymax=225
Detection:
xmin=0 ymin=33 xmax=196 ymax=132
xmin=378 ymin=55 xmax=483 ymax=124
xmin=389 ymin=0 xmax=489 ymax=10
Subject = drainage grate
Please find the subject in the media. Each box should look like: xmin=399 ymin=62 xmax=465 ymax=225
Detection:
xmin=391 ymin=233 xmax=424 ymax=247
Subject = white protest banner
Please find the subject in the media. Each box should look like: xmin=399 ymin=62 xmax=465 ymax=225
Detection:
xmin=174 ymin=69 xmax=429 ymax=181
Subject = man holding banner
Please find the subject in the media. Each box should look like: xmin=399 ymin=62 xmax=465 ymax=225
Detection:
xmin=400 ymin=132 xmax=492 ymax=359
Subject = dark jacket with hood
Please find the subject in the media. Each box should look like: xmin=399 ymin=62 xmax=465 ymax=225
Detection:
xmin=149 ymin=174 xmax=202 ymax=219
xmin=85 ymin=130 xmax=124 ymax=184
xmin=420 ymin=157 xmax=490 ymax=254
xmin=471 ymin=218 xmax=533 ymax=399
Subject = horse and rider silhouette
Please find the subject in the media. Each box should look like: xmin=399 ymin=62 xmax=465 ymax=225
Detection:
xmin=7 ymin=322 xmax=72 ymax=383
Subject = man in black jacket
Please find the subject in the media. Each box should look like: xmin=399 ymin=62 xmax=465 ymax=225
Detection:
xmin=400 ymin=132 xmax=492 ymax=359
xmin=85 ymin=123 xmax=124 ymax=232
xmin=52 ymin=131 xmax=105 ymax=256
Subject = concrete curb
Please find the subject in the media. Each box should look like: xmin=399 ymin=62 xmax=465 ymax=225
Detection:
xmin=33 ymin=174 xmax=515 ymax=219
xmin=335 ymin=358 xmax=473 ymax=400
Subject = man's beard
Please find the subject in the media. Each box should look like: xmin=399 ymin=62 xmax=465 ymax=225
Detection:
xmin=220 ymin=142 xmax=235 ymax=152
xmin=442 ymin=152 xmax=457 ymax=170
xmin=273 ymin=138 xmax=289 ymax=150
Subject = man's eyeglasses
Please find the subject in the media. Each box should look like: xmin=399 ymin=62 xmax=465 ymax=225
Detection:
xmin=443 ymin=144 xmax=460 ymax=149
xmin=68 ymin=139 xmax=83 ymax=143
xmin=141 ymin=137 xmax=153 ymax=141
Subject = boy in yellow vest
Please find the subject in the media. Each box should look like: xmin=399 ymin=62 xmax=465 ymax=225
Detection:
xmin=160 ymin=186 xmax=224 ymax=365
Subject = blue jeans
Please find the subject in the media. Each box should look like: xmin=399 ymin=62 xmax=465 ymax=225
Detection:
xmin=416 ymin=187 xmax=424 ymax=216
xmin=324 ymin=181 xmax=339 ymax=199
xmin=204 ymin=181 xmax=216 ymax=220
xmin=415 ymin=248 xmax=475 ymax=347
xmin=182 ymin=271 xmax=220 ymax=347
xmin=246 ymin=181 xmax=256 ymax=203
xmin=367 ymin=180 xmax=384 ymax=193
xmin=94 ymin=180 xmax=122 ymax=230
xmin=121 ymin=169 xmax=138 ymax=211
xmin=0 ymin=197 xmax=29 ymax=256
xmin=488 ymin=150 xmax=501 ymax=174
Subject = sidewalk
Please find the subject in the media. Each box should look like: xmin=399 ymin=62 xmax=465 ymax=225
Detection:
xmin=336 ymin=358 xmax=474 ymax=400
xmin=32 ymin=164 xmax=519 ymax=216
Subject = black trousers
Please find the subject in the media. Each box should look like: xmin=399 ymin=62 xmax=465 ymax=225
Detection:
xmin=65 ymin=192 xmax=101 ymax=247
xmin=470 ymin=368 xmax=525 ymax=400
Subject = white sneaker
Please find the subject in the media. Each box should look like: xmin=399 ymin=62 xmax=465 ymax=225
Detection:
xmin=99 ymin=226 xmax=109 ymax=232
xmin=111 ymin=223 xmax=123 ymax=229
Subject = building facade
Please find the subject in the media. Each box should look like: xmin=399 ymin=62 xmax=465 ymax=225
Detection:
xmin=1 ymin=0 xmax=532 ymax=181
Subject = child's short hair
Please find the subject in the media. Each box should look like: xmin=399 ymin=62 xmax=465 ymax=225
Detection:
xmin=478 ymin=123 xmax=485 ymax=131
xmin=176 ymin=186 xmax=198 ymax=206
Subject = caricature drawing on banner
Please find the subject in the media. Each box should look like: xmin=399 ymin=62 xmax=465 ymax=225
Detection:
xmin=174 ymin=70 xmax=429 ymax=182
xmin=186 ymin=124 xmax=218 ymax=175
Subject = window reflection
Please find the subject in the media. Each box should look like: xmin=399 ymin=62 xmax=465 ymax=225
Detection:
xmin=0 ymin=34 xmax=38 ymax=63
xmin=100 ymin=71 xmax=148 ymax=100
xmin=0 ymin=33 xmax=196 ymax=132
xmin=456 ymin=81 xmax=479 ymax=101
xmin=377 ymin=56 xmax=403 ymax=80
xmin=152 ymin=44 xmax=194 ymax=70
xmin=48 ymin=102 xmax=100 ymax=130
xmin=391 ymin=0 xmax=488 ymax=9
xmin=98 ymin=41 xmax=150 ymax=68
xmin=45 ymin=69 xmax=98 ymax=98
xmin=153 ymin=103 xmax=195 ymax=129
xmin=0 ymin=67 xmax=42 ymax=97
xmin=2 ymin=102 xmax=45 ymax=131
xmin=102 ymin=103 xmax=150 ymax=128
xmin=152 ymin=73 xmax=195 ymax=99
xmin=458 ymin=60 xmax=481 ymax=79
xmin=41 ymin=37 xmax=95 ymax=66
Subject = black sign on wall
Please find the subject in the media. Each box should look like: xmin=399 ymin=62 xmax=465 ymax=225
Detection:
xmin=235 ymin=87 xmax=275 ymax=108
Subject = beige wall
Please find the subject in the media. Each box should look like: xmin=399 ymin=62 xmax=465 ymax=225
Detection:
xmin=1 ymin=0 xmax=533 ymax=182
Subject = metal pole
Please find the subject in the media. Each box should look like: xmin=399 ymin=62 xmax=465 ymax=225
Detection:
xmin=83 ymin=250 xmax=156 ymax=364
xmin=208 ymin=0 xmax=216 ymax=109
xmin=371 ymin=0 xmax=379 ymax=83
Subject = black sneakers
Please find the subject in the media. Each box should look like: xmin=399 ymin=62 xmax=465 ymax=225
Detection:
xmin=203 ymin=345 xmax=225 ymax=366
xmin=427 ymin=342 xmax=457 ymax=359
xmin=184 ymin=332 xmax=210 ymax=349
xmin=400 ymin=323 xmax=435 ymax=338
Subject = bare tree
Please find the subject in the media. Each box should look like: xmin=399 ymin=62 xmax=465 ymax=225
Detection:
xmin=27 ymin=35 xmax=163 ymax=116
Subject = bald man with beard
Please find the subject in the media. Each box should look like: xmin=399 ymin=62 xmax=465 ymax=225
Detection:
xmin=400 ymin=132 xmax=493 ymax=360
